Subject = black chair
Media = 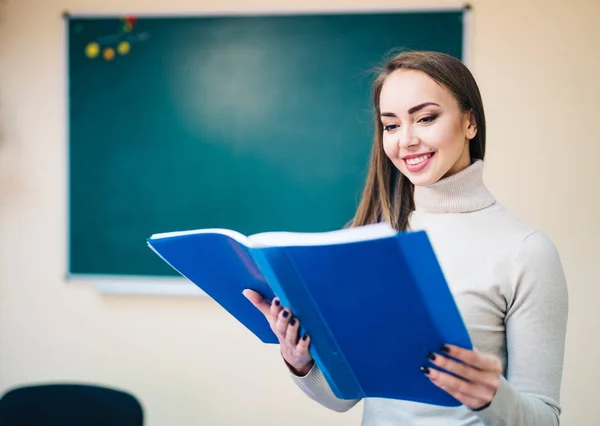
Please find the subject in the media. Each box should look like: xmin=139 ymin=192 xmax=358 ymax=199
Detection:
xmin=0 ymin=383 xmax=144 ymax=426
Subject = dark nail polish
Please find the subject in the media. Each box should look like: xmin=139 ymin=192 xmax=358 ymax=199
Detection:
xmin=441 ymin=345 xmax=450 ymax=353
xmin=290 ymin=319 xmax=296 ymax=326
xmin=420 ymin=366 xmax=430 ymax=375
xmin=282 ymin=310 xmax=289 ymax=318
xmin=302 ymin=334 xmax=308 ymax=341
xmin=274 ymin=300 xmax=280 ymax=306
xmin=428 ymin=351 xmax=436 ymax=361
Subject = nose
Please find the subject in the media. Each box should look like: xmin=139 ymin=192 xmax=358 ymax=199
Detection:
xmin=397 ymin=125 xmax=419 ymax=149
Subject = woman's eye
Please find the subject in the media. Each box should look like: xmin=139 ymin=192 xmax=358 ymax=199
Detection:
xmin=383 ymin=124 xmax=398 ymax=131
xmin=418 ymin=114 xmax=438 ymax=123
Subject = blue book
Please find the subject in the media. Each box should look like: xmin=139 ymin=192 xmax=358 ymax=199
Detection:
xmin=147 ymin=222 xmax=472 ymax=407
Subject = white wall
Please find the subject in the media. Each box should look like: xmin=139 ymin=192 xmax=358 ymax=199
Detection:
xmin=1 ymin=0 xmax=598 ymax=425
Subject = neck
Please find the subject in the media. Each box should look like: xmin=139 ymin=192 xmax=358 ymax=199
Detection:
xmin=412 ymin=160 xmax=495 ymax=214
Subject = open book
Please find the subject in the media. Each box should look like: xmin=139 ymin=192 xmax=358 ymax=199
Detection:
xmin=147 ymin=222 xmax=472 ymax=407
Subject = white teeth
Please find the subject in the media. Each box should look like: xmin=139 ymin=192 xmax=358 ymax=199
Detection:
xmin=406 ymin=154 xmax=432 ymax=166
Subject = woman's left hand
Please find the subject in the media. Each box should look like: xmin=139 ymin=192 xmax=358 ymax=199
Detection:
xmin=423 ymin=344 xmax=502 ymax=411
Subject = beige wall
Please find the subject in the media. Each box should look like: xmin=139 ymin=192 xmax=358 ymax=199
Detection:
xmin=1 ymin=0 xmax=598 ymax=425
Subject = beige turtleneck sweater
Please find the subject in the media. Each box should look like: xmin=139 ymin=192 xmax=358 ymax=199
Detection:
xmin=289 ymin=160 xmax=569 ymax=426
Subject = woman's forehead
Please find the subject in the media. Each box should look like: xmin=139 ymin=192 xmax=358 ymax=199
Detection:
xmin=379 ymin=70 xmax=453 ymax=111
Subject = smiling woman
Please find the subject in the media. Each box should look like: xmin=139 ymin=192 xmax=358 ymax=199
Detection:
xmin=244 ymin=50 xmax=569 ymax=426
xmin=354 ymin=51 xmax=487 ymax=230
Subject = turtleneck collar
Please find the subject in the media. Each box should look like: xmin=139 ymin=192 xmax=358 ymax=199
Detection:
xmin=412 ymin=159 xmax=496 ymax=214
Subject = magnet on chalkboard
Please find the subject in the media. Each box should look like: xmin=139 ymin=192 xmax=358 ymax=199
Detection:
xmin=85 ymin=42 xmax=100 ymax=59
xmin=117 ymin=41 xmax=131 ymax=56
xmin=122 ymin=15 xmax=137 ymax=32
xmin=103 ymin=47 xmax=116 ymax=61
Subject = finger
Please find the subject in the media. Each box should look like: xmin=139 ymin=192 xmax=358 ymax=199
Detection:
xmin=242 ymin=289 xmax=271 ymax=317
xmin=441 ymin=344 xmax=502 ymax=374
xmin=428 ymin=351 xmax=472 ymax=381
xmin=285 ymin=317 xmax=300 ymax=346
xmin=423 ymin=366 xmax=494 ymax=403
xmin=297 ymin=332 xmax=310 ymax=353
xmin=274 ymin=308 xmax=292 ymax=337
xmin=269 ymin=297 xmax=283 ymax=321
xmin=428 ymin=352 xmax=499 ymax=390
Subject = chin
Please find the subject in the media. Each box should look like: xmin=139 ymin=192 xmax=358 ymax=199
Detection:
xmin=397 ymin=165 xmax=445 ymax=187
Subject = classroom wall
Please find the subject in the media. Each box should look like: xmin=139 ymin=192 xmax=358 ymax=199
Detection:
xmin=1 ymin=0 xmax=598 ymax=425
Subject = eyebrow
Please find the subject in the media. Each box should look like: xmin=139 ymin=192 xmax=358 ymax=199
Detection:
xmin=380 ymin=102 xmax=440 ymax=117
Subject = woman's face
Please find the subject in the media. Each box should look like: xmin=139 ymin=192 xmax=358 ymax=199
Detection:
xmin=379 ymin=69 xmax=476 ymax=186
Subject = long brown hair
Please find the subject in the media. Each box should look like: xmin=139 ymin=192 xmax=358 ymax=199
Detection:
xmin=351 ymin=50 xmax=486 ymax=231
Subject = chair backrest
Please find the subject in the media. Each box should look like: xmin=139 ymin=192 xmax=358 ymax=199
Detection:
xmin=0 ymin=383 xmax=144 ymax=426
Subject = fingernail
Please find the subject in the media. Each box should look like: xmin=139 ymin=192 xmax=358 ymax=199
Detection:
xmin=302 ymin=334 xmax=308 ymax=341
xmin=441 ymin=345 xmax=450 ymax=353
xmin=282 ymin=310 xmax=289 ymax=318
xmin=420 ymin=366 xmax=430 ymax=375
xmin=290 ymin=319 xmax=296 ymax=326
xmin=274 ymin=299 xmax=280 ymax=306
xmin=427 ymin=352 xmax=436 ymax=361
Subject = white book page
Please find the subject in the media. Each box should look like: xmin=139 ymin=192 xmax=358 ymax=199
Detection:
xmin=149 ymin=228 xmax=250 ymax=245
xmin=148 ymin=222 xmax=397 ymax=248
xmin=247 ymin=222 xmax=397 ymax=247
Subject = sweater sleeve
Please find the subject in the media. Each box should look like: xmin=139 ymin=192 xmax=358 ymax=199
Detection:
xmin=475 ymin=230 xmax=569 ymax=425
xmin=288 ymin=362 xmax=362 ymax=413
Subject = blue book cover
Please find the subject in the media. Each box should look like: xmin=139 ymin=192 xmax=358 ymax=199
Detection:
xmin=147 ymin=223 xmax=472 ymax=407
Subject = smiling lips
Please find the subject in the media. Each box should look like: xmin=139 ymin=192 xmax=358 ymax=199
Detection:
xmin=403 ymin=152 xmax=435 ymax=172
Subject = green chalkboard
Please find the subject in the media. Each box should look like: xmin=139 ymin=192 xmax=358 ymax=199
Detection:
xmin=66 ymin=8 xmax=466 ymax=277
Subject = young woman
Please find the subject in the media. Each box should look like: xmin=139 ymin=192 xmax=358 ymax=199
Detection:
xmin=244 ymin=51 xmax=568 ymax=425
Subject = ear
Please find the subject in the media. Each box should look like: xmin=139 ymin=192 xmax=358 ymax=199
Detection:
xmin=465 ymin=111 xmax=477 ymax=140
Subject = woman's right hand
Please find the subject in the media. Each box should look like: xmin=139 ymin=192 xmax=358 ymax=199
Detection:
xmin=243 ymin=289 xmax=314 ymax=376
